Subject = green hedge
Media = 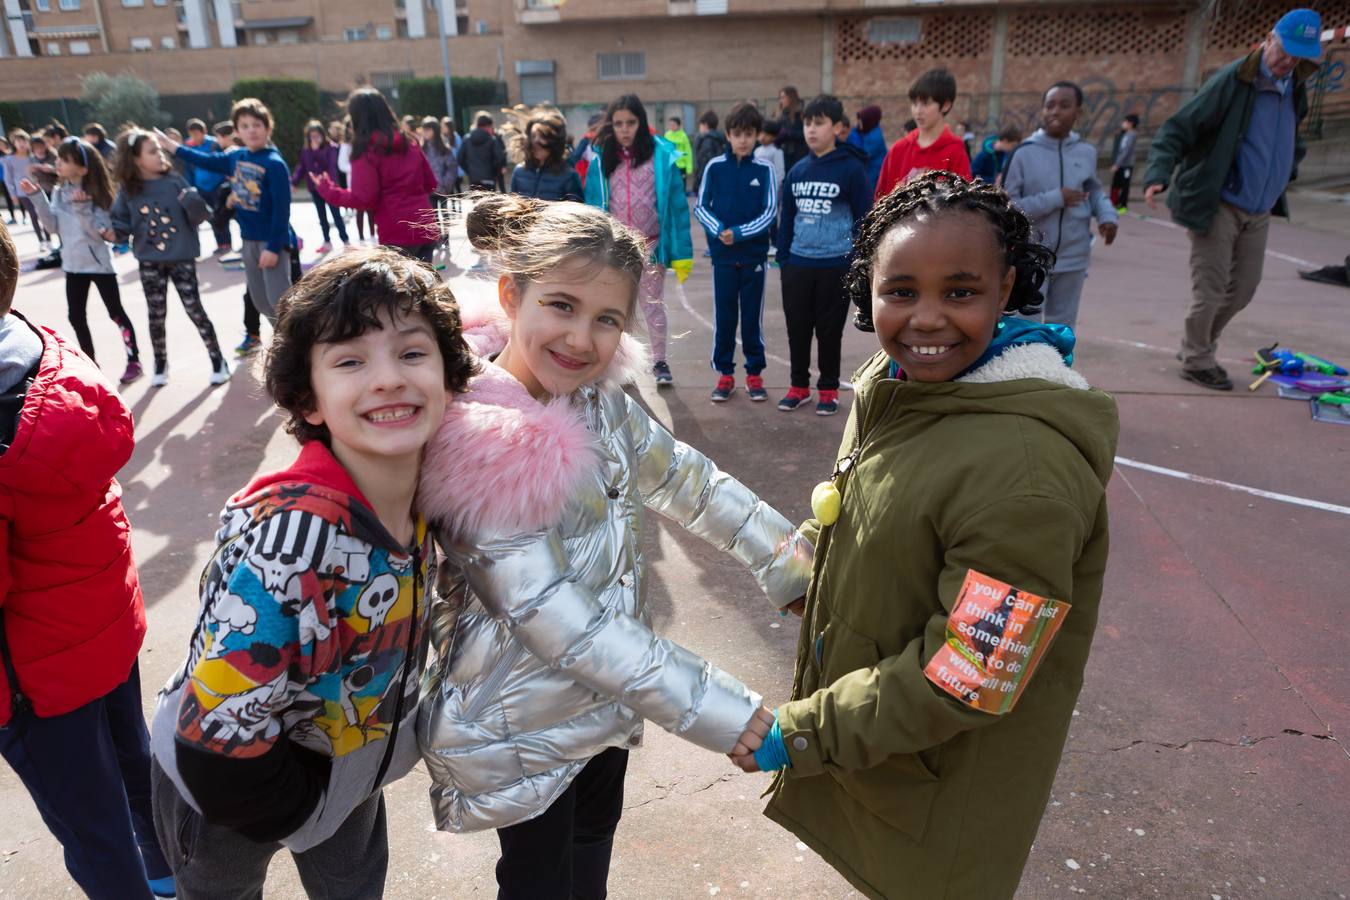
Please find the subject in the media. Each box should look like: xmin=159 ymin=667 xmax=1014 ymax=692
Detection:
xmin=396 ymin=77 xmax=507 ymax=133
xmin=231 ymin=78 xmax=321 ymax=170
xmin=0 ymin=102 xmax=27 ymax=134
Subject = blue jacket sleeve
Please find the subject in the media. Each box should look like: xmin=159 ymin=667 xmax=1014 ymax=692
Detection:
xmin=694 ymin=160 xmax=723 ymax=237
xmin=267 ymin=156 xmax=292 ymax=253
xmin=778 ymin=174 xmax=797 ymax=264
xmin=175 ymin=143 xmax=234 ymax=176
xmin=662 ymin=155 xmax=693 ymax=264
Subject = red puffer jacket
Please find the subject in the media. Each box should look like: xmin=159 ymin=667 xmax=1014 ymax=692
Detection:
xmin=314 ymin=131 xmax=438 ymax=248
xmin=0 ymin=315 xmax=146 ymax=725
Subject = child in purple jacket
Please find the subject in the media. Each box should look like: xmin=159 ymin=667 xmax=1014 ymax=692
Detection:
xmin=291 ymin=120 xmax=349 ymax=254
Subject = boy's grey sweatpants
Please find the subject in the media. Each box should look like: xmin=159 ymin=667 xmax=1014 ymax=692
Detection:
xmin=241 ymin=240 xmax=293 ymax=321
xmin=1025 ymin=270 xmax=1088 ymax=330
xmin=150 ymin=759 xmax=388 ymax=900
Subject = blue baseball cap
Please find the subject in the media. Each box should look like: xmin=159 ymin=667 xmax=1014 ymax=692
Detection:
xmin=1275 ymin=8 xmax=1323 ymax=59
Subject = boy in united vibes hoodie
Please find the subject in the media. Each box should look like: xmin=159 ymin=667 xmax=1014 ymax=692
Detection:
xmin=777 ymin=94 xmax=871 ymax=417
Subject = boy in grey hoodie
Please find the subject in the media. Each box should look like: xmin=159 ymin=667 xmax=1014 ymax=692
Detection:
xmin=1003 ymin=81 xmax=1118 ymax=330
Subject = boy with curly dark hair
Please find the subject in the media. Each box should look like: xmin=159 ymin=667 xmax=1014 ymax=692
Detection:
xmin=148 ymin=246 xmax=476 ymax=898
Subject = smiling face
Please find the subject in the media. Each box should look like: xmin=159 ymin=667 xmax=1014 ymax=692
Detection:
xmin=610 ymin=108 xmax=640 ymax=149
xmin=236 ymin=113 xmax=271 ymax=151
xmin=1042 ymin=87 xmax=1080 ymax=139
xmin=871 ymin=210 xmax=1015 ymax=383
xmin=495 ymin=260 xmax=634 ymax=399
xmin=304 ymin=306 xmax=448 ymax=469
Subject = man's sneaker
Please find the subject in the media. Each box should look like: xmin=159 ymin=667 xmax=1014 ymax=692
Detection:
xmin=1180 ymin=367 xmax=1233 ymax=391
xmin=710 ymin=375 xmax=735 ymax=402
xmin=119 ymin=361 xmax=144 ymax=385
xmin=653 ymin=361 xmax=674 ymax=386
xmin=150 ymin=369 xmax=168 ymax=388
xmin=210 ymin=358 xmax=233 ymax=385
xmin=816 ymin=389 xmax=840 ymax=416
xmin=147 ymin=875 xmax=176 ymax=898
xmin=234 ymin=333 xmax=261 ymax=356
xmin=746 ymin=374 xmax=768 ymax=401
xmin=214 ymin=244 xmax=232 ymax=256
xmin=1115 ymin=206 xmax=1128 ymax=215
xmin=317 ymin=242 xmax=333 ymax=255
xmin=778 ymin=386 xmax=811 ymax=411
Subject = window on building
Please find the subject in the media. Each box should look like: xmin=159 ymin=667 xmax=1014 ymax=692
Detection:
xmin=277 ymin=29 xmax=298 ymax=44
xmin=69 ymin=40 xmax=91 ymax=53
xmin=59 ymin=0 xmax=82 ymax=10
xmin=252 ymin=31 xmax=268 ymax=45
xmin=46 ymin=42 xmax=62 ymax=55
xmin=867 ymin=16 xmax=922 ymax=45
xmin=161 ymin=35 xmax=175 ymax=48
xmin=517 ymin=60 xmax=556 ymax=105
xmin=130 ymin=36 xmax=153 ymax=50
xmin=154 ymin=0 xmax=168 ymax=5
xmin=122 ymin=0 xmax=146 ymax=7
xmin=376 ymin=25 xmax=392 ymax=40
xmin=597 ymin=52 xmax=645 ymax=81
xmin=35 ymin=0 xmax=51 ymax=11
xmin=344 ymin=27 xmax=367 ymax=41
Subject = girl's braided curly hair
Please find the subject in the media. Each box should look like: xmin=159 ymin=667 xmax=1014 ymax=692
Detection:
xmin=848 ymin=172 xmax=1055 ymax=331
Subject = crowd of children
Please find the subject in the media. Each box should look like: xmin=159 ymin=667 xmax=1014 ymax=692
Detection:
xmin=0 ymin=68 xmax=1134 ymax=900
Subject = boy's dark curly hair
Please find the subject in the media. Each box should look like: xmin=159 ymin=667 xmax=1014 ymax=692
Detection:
xmin=266 ymin=246 xmax=477 ymax=445
xmin=848 ymin=171 xmax=1055 ymax=331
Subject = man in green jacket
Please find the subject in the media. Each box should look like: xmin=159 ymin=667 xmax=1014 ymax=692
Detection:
xmin=1144 ymin=8 xmax=1322 ymax=391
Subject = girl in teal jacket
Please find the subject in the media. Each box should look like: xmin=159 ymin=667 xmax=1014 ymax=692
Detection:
xmin=584 ymin=94 xmax=693 ymax=386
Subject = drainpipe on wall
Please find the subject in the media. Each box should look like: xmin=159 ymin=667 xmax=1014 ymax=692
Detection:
xmin=821 ymin=13 xmax=834 ymax=94
xmin=986 ymin=7 xmax=1009 ymax=131
xmin=1181 ymin=1 xmax=1207 ymax=101
xmin=92 ymin=0 xmax=109 ymax=53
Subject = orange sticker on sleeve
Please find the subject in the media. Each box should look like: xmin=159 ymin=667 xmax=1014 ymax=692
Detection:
xmin=923 ymin=569 xmax=1069 ymax=715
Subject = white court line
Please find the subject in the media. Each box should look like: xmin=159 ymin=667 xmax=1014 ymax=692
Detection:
xmin=673 ymin=278 xmax=792 ymax=369
xmin=673 ymin=271 xmax=1346 ymax=516
xmin=1129 ymin=214 xmax=1320 ymax=268
xmin=1114 ymin=457 xmax=1350 ymax=517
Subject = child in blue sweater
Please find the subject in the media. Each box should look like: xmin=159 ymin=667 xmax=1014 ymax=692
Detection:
xmin=158 ymin=98 xmax=293 ymax=322
xmin=777 ymin=94 xmax=871 ymax=416
xmin=695 ymin=102 xmax=778 ymax=403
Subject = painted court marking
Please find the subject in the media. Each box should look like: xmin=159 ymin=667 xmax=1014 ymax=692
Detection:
xmin=1114 ymin=457 xmax=1350 ymax=517
xmin=1130 ymin=213 xmax=1320 ymax=268
xmin=672 ymin=266 xmax=1348 ymax=518
xmin=673 ymin=279 xmax=793 ymax=369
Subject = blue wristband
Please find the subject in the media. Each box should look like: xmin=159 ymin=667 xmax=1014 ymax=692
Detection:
xmin=752 ymin=716 xmax=792 ymax=772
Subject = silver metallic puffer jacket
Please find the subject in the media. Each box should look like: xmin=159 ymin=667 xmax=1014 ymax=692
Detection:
xmin=415 ymin=360 xmax=813 ymax=833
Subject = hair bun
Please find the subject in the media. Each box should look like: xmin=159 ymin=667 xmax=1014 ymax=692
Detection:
xmin=464 ymin=191 xmax=543 ymax=252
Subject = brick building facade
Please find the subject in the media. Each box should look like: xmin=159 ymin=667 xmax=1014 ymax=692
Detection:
xmin=1 ymin=0 xmax=1346 ymax=154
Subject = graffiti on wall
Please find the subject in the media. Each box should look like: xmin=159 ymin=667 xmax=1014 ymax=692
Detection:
xmin=995 ymin=76 xmax=1184 ymax=152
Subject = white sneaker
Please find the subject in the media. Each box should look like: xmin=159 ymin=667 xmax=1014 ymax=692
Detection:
xmin=150 ymin=370 xmax=168 ymax=388
xmin=209 ymin=359 xmax=232 ymax=385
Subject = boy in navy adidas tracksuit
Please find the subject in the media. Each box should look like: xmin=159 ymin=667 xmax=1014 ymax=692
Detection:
xmin=777 ymin=94 xmax=871 ymax=416
xmin=695 ymin=102 xmax=778 ymax=403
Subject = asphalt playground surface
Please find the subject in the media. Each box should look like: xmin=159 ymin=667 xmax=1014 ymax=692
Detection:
xmin=1 ymin=192 xmax=1347 ymax=899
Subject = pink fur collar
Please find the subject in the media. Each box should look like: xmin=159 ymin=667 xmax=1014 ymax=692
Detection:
xmin=418 ymin=360 xmax=599 ymax=538
xmin=449 ymin=275 xmax=650 ymax=386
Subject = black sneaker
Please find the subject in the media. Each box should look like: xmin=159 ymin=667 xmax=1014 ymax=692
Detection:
xmin=653 ymin=361 xmax=673 ymax=386
xmin=1180 ymin=367 xmax=1233 ymax=391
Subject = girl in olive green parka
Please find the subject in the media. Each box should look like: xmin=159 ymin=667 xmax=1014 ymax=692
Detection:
xmin=731 ymin=173 xmax=1120 ymax=899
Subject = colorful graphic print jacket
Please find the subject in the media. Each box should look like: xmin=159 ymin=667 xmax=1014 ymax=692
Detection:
xmin=150 ymin=441 xmax=430 ymax=851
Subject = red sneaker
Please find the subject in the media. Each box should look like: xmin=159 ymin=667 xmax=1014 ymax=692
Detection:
xmin=816 ymin=389 xmax=840 ymax=416
xmin=710 ymin=375 xmax=735 ymax=402
xmin=746 ymin=375 xmax=767 ymax=401
xmin=778 ymin=386 xmax=812 ymax=411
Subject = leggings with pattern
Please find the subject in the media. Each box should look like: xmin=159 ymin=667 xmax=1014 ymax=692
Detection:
xmin=137 ymin=260 xmax=223 ymax=372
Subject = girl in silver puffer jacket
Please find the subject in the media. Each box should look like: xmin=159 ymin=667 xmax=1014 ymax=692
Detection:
xmin=417 ymin=195 xmax=813 ymax=897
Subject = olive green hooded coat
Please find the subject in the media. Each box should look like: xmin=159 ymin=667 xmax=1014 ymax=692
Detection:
xmin=765 ymin=343 xmax=1119 ymax=900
